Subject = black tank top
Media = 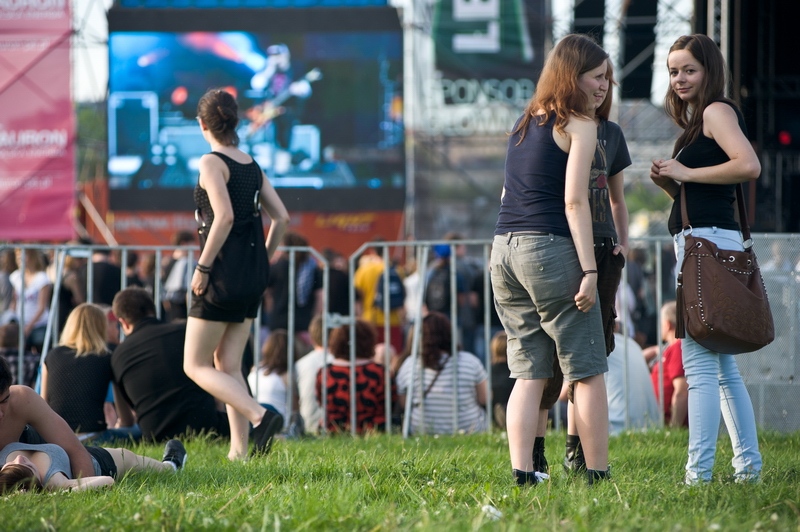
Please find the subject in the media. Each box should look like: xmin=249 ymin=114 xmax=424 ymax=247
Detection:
xmin=495 ymin=115 xmax=571 ymax=237
xmin=667 ymin=100 xmax=744 ymax=235
xmin=193 ymin=152 xmax=262 ymax=226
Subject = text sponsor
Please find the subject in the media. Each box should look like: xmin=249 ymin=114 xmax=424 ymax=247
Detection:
xmin=113 ymin=213 xmax=197 ymax=232
xmin=0 ymin=0 xmax=65 ymax=10
xmin=439 ymin=77 xmax=534 ymax=106
xmin=0 ymin=39 xmax=52 ymax=52
xmin=0 ymin=129 xmax=68 ymax=148
xmin=314 ymin=213 xmax=376 ymax=233
xmin=425 ymin=102 xmax=525 ymax=136
xmin=0 ymin=175 xmax=54 ymax=191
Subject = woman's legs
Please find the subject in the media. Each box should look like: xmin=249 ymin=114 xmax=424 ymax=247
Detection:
xmin=184 ymin=317 xmax=266 ymax=460
xmin=105 ymin=448 xmax=173 ymax=476
xmin=718 ymin=354 xmax=762 ymax=481
xmin=681 ymin=335 xmax=722 ymax=484
xmin=572 ymin=374 xmax=608 ymax=472
xmin=507 ymin=378 xmax=545 ymax=472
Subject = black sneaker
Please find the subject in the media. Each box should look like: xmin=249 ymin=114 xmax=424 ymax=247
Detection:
xmin=563 ymin=441 xmax=586 ymax=474
xmin=251 ymin=410 xmax=284 ymax=456
xmin=587 ymin=468 xmax=611 ymax=486
xmin=532 ymin=437 xmax=548 ymax=474
xmin=162 ymin=439 xmax=187 ymax=470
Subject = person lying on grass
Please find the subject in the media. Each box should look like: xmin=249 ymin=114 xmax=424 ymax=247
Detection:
xmin=0 ymin=356 xmax=96 ymax=478
xmin=0 ymin=439 xmax=186 ymax=493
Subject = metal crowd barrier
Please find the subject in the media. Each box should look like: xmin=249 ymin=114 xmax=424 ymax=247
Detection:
xmin=3 ymin=233 xmax=800 ymax=436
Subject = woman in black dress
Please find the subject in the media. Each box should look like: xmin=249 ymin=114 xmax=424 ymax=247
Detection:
xmin=183 ymin=89 xmax=290 ymax=461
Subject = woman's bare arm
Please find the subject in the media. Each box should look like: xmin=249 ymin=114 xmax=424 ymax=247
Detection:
xmin=45 ymin=472 xmax=115 ymax=491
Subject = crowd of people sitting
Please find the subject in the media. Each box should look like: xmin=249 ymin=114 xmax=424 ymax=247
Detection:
xmin=0 ymin=229 xmax=693 ymax=492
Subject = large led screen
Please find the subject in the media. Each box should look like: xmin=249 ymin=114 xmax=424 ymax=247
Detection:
xmin=107 ymin=10 xmax=403 ymax=212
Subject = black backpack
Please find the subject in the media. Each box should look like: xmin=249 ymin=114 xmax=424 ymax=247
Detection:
xmin=373 ymin=267 xmax=405 ymax=310
xmin=424 ymin=266 xmax=451 ymax=313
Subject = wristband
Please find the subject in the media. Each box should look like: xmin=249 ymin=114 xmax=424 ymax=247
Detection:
xmin=195 ymin=264 xmax=211 ymax=274
xmin=582 ymin=269 xmax=598 ymax=276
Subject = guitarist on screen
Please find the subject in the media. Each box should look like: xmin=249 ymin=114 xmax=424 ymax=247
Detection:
xmin=248 ymin=43 xmax=317 ymax=175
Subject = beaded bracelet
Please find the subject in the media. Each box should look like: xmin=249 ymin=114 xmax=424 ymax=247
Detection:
xmin=195 ymin=264 xmax=211 ymax=274
xmin=582 ymin=269 xmax=598 ymax=276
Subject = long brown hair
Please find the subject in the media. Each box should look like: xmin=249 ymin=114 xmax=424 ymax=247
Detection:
xmin=664 ymin=34 xmax=734 ymax=157
xmin=513 ymin=33 xmax=612 ymax=143
xmin=420 ymin=312 xmax=453 ymax=370
xmin=259 ymin=329 xmax=292 ymax=375
xmin=0 ymin=464 xmax=43 ymax=493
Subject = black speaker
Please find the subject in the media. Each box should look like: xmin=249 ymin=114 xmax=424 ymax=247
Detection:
xmin=620 ymin=0 xmax=658 ymax=99
xmin=573 ymin=0 xmax=605 ymax=47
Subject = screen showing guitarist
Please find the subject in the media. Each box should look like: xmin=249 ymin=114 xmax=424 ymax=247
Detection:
xmin=249 ymin=43 xmax=314 ymax=175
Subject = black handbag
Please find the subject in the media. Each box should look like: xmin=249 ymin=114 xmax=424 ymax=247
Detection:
xmin=675 ymin=183 xmax=775 ymax=354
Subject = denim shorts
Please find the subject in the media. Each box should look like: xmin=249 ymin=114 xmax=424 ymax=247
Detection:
xmin=490 ymin=233 xmax=607 ymax=382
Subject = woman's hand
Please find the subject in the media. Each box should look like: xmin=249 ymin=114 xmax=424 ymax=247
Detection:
xmin=574 ymin=274 xmax=597 ymax=313
xmin=650 ymin=159 xmax=680 ymax=196
xmin=650 ymin=159 xmax=669 ymax=187
xmin=191 ymin=269 xmax=209 ymax=296
xmin=654 ymin=158 xmax=690 ymax=183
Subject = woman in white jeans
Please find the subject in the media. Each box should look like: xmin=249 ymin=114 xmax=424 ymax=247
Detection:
xmin=651 ymin=34 xmax=762 ymax=484
xmin=674 ymin=228 xmax=762 ymax=483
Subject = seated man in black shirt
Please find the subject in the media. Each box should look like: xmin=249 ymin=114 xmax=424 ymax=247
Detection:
xmin=111 ymin=287 xmax=229 ymax=442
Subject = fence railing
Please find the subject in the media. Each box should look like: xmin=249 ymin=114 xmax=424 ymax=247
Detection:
xmin=3 ymin=233 xmax=799 ymax=436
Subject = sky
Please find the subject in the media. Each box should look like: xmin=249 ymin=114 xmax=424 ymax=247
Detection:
xmin=70 ymin=0 xmax=693 ymax=104
xmin=72 ymin=0 xmax=112 ymax=102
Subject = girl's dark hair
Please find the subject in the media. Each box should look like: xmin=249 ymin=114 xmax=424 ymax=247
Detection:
xmin=0 ymin=464 xmax=43 ymax=494
xmin=0 ymin=356 xmax=12 ymax=392
xmin=281 ymin=231 xmax=310 ymax=270
xmin=329 ymin=320 xmax=377 ymax=360
xmin=664 ymin=34 xmax=734 ymax=157
xmin=513 ymin=33 xmax=612 ymax=142
xmin=420 ymin=312 xmax=452 ymax=370
xmin=197 ymin=88 xmax=239 ymax=146
xmin=259 ymin=329 xmax=292 ymax=375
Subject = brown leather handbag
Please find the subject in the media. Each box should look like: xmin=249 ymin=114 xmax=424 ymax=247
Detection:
xmin=675 ymin=183 xmax=775 ymax=354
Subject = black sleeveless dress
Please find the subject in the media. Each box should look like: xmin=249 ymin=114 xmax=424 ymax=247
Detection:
xmin=189 ymin=152 xmax=270 ymax=322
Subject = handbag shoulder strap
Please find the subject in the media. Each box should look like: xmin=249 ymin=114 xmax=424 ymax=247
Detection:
xmin=679 ymin=183 xmax=751 ymax=243
xmin=422 ymin=353 xmax=450 ymax=399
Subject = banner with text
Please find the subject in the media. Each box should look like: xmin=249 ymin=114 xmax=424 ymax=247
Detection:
xmin=427 ymin=0 xmax=546 ymax=136
xmin=112 ymin=210 xmax=404 ymax=257
xmin=0 ymin=1 xmax=74 ymax=241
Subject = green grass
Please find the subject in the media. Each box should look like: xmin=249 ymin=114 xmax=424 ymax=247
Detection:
xmin=3 ymin=429 xmax=799 ymax=531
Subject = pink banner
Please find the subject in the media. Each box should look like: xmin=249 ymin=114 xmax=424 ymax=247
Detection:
xmin=0 ymin=3 xmax=74 ymax=241
xmin=0 ymin=0 xmax=70 ymax=32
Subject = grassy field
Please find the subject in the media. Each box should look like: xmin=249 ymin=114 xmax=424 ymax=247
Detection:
xmin=2 ymin=429 xmax=799 ymax=531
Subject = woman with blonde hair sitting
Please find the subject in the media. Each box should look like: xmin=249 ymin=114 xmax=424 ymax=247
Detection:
xmin=41 ymin=303 xmax=119 ymax=441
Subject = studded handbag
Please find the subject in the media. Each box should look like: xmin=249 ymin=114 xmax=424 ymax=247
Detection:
xmin=675 ymin=183 xmax=775 ymax=354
